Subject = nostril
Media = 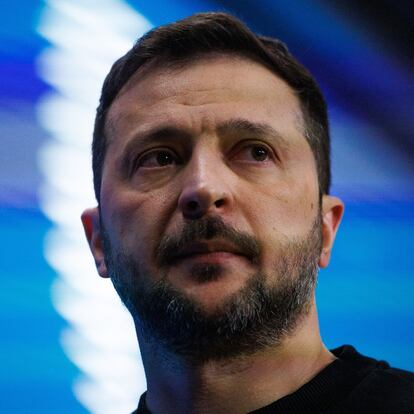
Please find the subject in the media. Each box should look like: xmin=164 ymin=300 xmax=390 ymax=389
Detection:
xmin=215 ymin=199 xmax=224 ymax=208
xmin=187 ymin=200 xmax=199 ymax=211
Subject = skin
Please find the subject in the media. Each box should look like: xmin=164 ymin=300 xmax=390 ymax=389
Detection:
xmin=81 ymin=55 xmax=344 ymax=413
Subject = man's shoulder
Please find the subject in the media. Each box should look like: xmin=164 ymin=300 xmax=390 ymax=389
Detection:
xmin=371 ymin=365 xmax=414 ymax=384
xmin=349 ymin=366 xmax=414 ymax=407
xmin=334 ymin=346 xmax=414 ymax=413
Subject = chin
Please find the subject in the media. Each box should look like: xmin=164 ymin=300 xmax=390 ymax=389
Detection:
xmin=167 ymin=263 xmax=252 ymax=311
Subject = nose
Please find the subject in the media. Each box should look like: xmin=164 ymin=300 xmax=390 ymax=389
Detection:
xmin=177 ymin=152 xmax=234 ymax=220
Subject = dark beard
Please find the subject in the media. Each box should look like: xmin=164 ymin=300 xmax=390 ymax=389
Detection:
xmin=102 ymin=214 xmax=322 ymax=363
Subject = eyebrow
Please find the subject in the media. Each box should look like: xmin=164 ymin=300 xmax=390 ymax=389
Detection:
xmin=216 ymin=118 xmax=291 ymax=149
xmin=126 ymin=125 xmax=192 ymax=148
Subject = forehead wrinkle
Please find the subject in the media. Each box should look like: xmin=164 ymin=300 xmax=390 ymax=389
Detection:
xmin=111 ymin=54 xmax=289 ymax=114
xmin=104 ymin=99 xmax=161 ymax=148
xmin=104 ymin=89 xmax=198 ymax=149
xmin=104 ymin=57 xmax=309 ymax=153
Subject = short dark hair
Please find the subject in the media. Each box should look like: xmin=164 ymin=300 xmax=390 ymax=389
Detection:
xmin=92 ymin=12 xmax=331 ymax=202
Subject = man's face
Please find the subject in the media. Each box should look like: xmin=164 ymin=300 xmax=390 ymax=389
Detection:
xmin=85 ymin=55 xmax=341 ymax=359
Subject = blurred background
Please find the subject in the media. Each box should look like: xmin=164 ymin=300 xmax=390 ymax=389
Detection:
xmin=1 ymin=0 xmax=413 ymax=413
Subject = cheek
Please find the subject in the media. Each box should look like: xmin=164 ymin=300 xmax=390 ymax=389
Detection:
xmin=101 ymin=186 xmax=170 ymax=255
xmin=240 ymin=178 xmax=317 ymax=239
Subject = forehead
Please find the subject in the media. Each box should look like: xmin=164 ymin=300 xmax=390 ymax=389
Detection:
xmin=106 ymin=55 xmax=305 ymax=142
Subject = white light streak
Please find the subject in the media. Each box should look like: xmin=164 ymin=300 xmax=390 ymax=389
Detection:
xmin=36 ymin=1 xmax=152 ymax=412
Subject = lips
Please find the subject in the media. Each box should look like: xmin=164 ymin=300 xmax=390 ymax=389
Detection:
xmin=156 ymin=217 xmax=261 ymax=267
xmin=170 ymin=240 xmax=246 ymax=263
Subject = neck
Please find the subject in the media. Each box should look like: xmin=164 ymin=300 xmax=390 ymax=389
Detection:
xmin=136 ymin=302 xmax=335 ymax=414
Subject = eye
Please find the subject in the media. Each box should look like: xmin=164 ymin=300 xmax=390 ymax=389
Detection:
xmin=135 ymin=149 xmax=178 ymax=170
xmin=250 ymin=145 xmax=270 ymax=161
xmin=233 ymin=142 xmax=274 ymax=163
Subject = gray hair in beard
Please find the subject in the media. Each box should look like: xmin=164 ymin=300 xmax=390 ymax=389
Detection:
xmin=102 ymin=214 xmax=322 ymax=363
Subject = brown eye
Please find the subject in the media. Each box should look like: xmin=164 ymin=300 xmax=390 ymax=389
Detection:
xmin=155 ymin=151 xmax=175 ymax=166
xmin=231 ymin=142 xmax=274 ymax=165
xmin=136 ymin=149 xmax=178 ymax=169
xmin=251 ymin=145 xmax=269 ymax=161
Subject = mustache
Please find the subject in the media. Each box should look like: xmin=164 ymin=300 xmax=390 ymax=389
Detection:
xmin=155 ymin=216 xmax=261 ymax=267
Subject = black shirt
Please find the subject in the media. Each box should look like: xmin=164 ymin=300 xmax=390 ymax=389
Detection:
xmin=133 ymin=345 xmax=414 ymax=413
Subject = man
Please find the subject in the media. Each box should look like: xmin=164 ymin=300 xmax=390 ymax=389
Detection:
xmin=81 ymin=12 xmax=414 ymax=414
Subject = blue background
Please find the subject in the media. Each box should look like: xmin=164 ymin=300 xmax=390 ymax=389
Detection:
xmin=1 ymin=1 xmax=413 ymax=412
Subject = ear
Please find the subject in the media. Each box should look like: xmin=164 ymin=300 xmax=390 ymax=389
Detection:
xmin=319 ymin=195 xmax=344 ymax=268
xmin=81 ymin=207 xmax=109 ymax=278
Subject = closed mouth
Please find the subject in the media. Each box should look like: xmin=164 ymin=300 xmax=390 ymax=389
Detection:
xmin=170 ymin=240 xmax=247 ymax=263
